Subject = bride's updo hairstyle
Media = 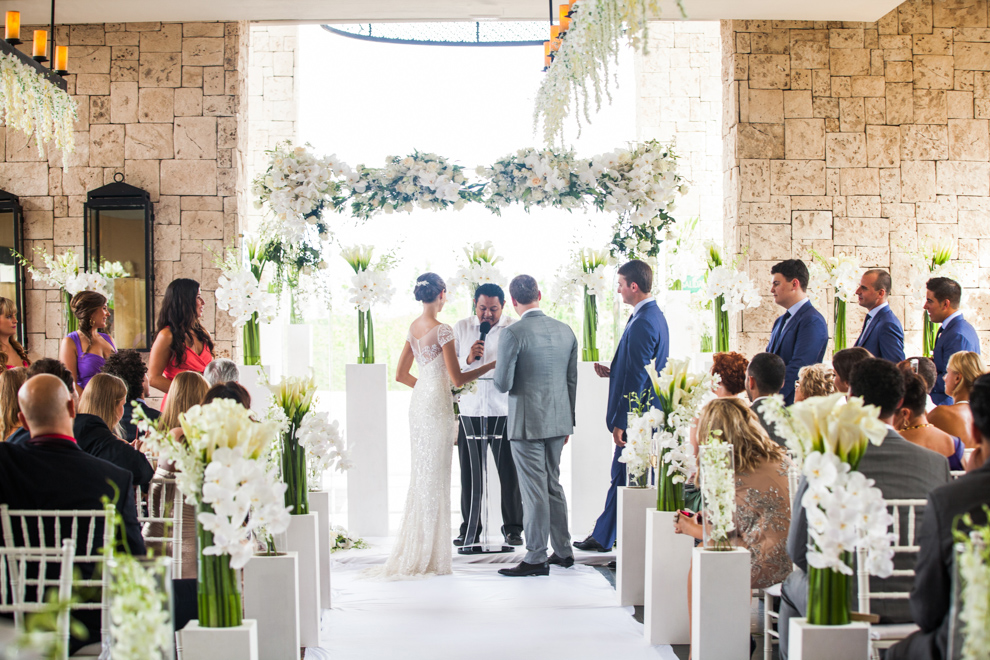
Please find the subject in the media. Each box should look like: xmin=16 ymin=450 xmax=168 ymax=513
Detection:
xmin=414 ymin=272 xmax=446 ymax=303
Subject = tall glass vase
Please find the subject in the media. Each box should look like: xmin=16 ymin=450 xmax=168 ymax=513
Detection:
xmin=357 ymin=309 xmax=375 ymax=364
xmin=806 ymin=560 xmax=852 ymax=626
xmin=714 ymin=295 xmax=729 ymax=352
xmin=281 ymin=426 xmax=309 ymax=515
xmin=923 ymin=311 xmax=938 ymax=358
xmin=834 ymin=298 xmax=847 ymax=351
xmin=656 ymin=444 xmax=684 ymax=512
xmin=62 ymin=290 xmax=77 ymax=334
xmin=582 ymin=289 xmax=599 ymax=361
xmin=699 ymin=442 xmax=735 ymax=551
xmin=196 ymin=504 xmax=242 ymax=628
xmin=242 ymin=314 xmax=261 ymax=366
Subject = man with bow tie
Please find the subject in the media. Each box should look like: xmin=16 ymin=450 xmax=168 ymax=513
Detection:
xmin=853 ymin=269 xmax=905 ymax=363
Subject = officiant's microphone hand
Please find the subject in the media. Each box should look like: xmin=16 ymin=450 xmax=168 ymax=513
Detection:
xmin=468 ymin=340 xmax=485 ymax=363
xmin=594 ymin=363 xmax=610 ymax=378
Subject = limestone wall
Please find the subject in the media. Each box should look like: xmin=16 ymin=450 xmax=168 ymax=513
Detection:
xmin=0 ymin=21 xmax=248 ymax=360
xmin=722 ymin=0 xmax=990 ymax=358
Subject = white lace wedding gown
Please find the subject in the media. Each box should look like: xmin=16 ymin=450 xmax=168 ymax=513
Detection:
xmin=373 ymin=323 xmax=457 ymax=579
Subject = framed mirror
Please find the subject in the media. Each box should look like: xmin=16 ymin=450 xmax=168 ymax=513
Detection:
xmin=0 ymin=189 xmax=25 ymax=347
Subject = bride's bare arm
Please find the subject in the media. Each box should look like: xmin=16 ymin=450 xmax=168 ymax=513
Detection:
xmin=442 ymin=342 xmax=494 ymax=387
xmin=395 ymin=342 xmax=417 ymax=388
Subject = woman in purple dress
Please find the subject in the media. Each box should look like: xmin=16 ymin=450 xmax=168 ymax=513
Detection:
xmin=59 ymin=291 xmax=117 ymax=397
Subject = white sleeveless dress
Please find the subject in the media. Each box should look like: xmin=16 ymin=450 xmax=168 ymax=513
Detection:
xmin=374 ymin=323 xmax=457 ymax=578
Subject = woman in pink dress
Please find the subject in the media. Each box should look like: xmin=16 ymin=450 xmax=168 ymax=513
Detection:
xmin=148 ymin=279 xmax=214 ymax=401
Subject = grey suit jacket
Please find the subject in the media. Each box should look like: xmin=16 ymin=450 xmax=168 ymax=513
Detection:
xmin=785 ymin=428 xmax=951 ymax=622
xmin=751 ymin=398 xmax=787 ymax=449
xmin=493 ymin=309 xmax=578 ymax=441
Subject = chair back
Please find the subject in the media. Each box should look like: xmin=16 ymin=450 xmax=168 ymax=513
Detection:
xmin=951 ymin=470 xmax=966 ymax=480
xmin=139 ymin=476 xmax=184 ymax=577
xmin=856 ymin=498 xmax=927 ymax=614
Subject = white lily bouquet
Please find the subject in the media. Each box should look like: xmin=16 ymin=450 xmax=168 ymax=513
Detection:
xmin=951 ymin=514 xmax=990 ymax=660
xmin=618 ymin=403 xmax=663 ymax=487
xmin=269 ymin=375 xmax=319 ymax=517
xmin=760 ymin=393 xmax=895 ymax=626
xmin=704 ymin=242 xmax=760 ymax=352
xmin=645 ymin=358 xmax=717 ymax=511
xmin=477 ymin=148 xmax=585 ymax=213
xmin=133 ymin=399 xmax=290 ymax=628
xmin=213 ymin=242 xmax=277 ymax=366
xmin=561 ymin=248 xmax=611 ymax=362
xmin=343 ymin=245 xmax=396 ymax=364
xmin=349 ymin=151 xmax=477 ymax=220
xmin=698 ymin=430 xmax=736 ymax=551
xmin=450 ymin=241 xmax=507 ymax=299
xmin=583 ymin=141 xmax=687 ymax=260
xmin=297 ymin=410 xmax=352 ymax=491
xmin=810 ymin=251 xmax=860 ymax=352
xmin=908 ymin=238 xmax=957 ymax=357
xmin=451 ymin=380 xmax=478 ymax=418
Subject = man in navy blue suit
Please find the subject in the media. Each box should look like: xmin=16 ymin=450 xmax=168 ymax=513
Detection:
xmin=573 ymin=260 xmax=668 ymax=552
xmin=766 ymin=259 xmax=828 ymax=405
xmin=924 ymin=277 xmax=981 ymax=406
xmin=853 ymin=269 xmax=905 ymax=363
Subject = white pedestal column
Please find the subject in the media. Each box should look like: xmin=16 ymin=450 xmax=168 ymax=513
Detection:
xmin=285 ymin=513 xmax=321 ymax=647
xmin=283 ymin=324 xmax=312 ymax=379
xmin=665 ymin=290 xmax=693 ymax=364
xmin=788 ymin=619 xmax=870 ymax=660
xmin=238 ymin=364 xmax=271 ymax=415
xmin=309 ymin=490 xmax=333 ymax=608
xmin=175 ymin=620 xmax=258 ymax=660
xmin=242 ymin=553 xmax=300 ymax=660
xmin=570 ymin=361 xmax=612 ymax=536
xmin=690 ymin=547 xmax=751 ymax=660
xmin=644 ymin=510 xmax=694 ymax=645
xmin=616 ymin=486 xmax=656 ymax=607
xmin=346 ymin=363 xmax=389 ymax=537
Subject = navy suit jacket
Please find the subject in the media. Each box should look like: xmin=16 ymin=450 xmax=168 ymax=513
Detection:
xmin=606 ymin=299 xmax=669 ymax=432
xmin=766 ymin=301 xmax=828 ymax=404
xmin=854 ymin=304 xmax=905 ymax=363
xmin=931 ymin=313 xmax=981 ymax=406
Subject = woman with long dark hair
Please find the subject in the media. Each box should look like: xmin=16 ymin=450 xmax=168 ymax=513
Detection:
xmin=147 ymin=279 xmax=214 ymax=397
xmin=59 ymin=290 xmax=117 ymax=397
xmin=0 ymin=298 xmax=30 ymax=370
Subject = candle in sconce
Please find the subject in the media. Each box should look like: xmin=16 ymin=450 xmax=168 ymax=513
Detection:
xmin=550 ymin=25 xmax=561 ymax=51
xmin=54 ymin=45 xmax=68 ymax=72
xmin=32 ymin=30 xmax=47 ymax=59
xmin=545 ymin=55 xmax=552 ymax=68
xmin=559 ymin=5 xmax=571 ymax=31
xmin=544 ymin=41 xmax=550 ymax=57
xmin=4 ymin=11 xmax=20 ymax=42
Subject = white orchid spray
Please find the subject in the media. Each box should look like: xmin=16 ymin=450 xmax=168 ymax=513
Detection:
xmin=450 ymin=241 xmax=507 ymax=297
xmin=557 ymin=247 xmax=611 ymax=361
xmin=343 ymin=245 xmax=396 ymax=364
xmin=349 ymin=151 xmax=477 ymax=220
xmin=477 ymin=148 xmax=587 ymax=212
xmin=618 ymin=403 xmax=664 ymax=485
xmin=0 ymin=52 xmax=78 ymax=155
xmin=906 ymin=238 xmax=959 ymax=357
xmin=297 ymin=411 xmax=352 ymax=491
xmin=212 ymin=242 xmax=277 ymax=366
xmin=109 ymin=555 xmax=172 ymax=660
xmin=704 ymin=242 xmax=760 ymax=352
xmin=330 ymin=524 xmax=369 ymax=552
xmin=810 ymin=251 xmax=860 ymax=352
xmin=953 ymin=512 xmax=990 ymax=660
xmin=698 ymin=430 xmax=736 ymax=551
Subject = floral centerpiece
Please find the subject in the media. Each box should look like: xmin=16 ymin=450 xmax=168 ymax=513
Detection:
xmin=476 ymin=148 xmax=586 ymax=213
xmin=297 ymin=410 xmax=351 ymax=492
xmin=269 ymin=375 xmax=318 ymax=516
xmin=561 ymin=248 xmax=610 ymax=361
xmin=704 ymin=243 xmax=760 ymax=352
xmin=760 ymin=393 xmax=895 ymax=625
xmin=951 ymin=512 xmax=990 ymax=660
xmin=0 ymin=51 xmax=78 ymax=155
xmin=810 ymin=251 xmax=860 ymax=352
xmin=330 ymin=525 xmax=369 ymax=553
xmin=698 ymin=430 xmax=736 ymax=551
xmin=908 ymin=239 xmax=957 ymax=357
xmin=343 ymin=245 xmax=395 ymax=364
xmin=450 ymin=241 xmax=507 ymax=300
xmin=134 ymin=400 xmax=290 ymax=628
xmin=348 ymin=151 xmax=477 ymax=220
xmin=451 ymin=381 xmax=477 ymax=418
xmin=645 ymin=358 xmax=716 ymax=511
xmin=213 ymin=243 xmax=277 ymax=366
xmin=618 ymin=398 xmax=663 ymax=487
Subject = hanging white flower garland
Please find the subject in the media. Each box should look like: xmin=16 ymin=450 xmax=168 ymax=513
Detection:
xmin=0 ymin=52 xmax=77 ymax=155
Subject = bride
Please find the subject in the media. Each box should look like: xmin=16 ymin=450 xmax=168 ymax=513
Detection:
xmin=372 ymin=272 xmax=495 ymax=578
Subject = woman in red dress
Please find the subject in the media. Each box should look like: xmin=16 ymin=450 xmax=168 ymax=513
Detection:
xmin=0 ymin=297 xmax=30 ymax=370
xmin=148 ymin=279 xmax=214 ymax=400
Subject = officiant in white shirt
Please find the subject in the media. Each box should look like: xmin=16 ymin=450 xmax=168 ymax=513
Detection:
xmin=453 ymin=283 xmax=524 ymax=548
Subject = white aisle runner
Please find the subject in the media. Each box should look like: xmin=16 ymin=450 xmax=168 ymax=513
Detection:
xmin=308 ymin=543 xmax=677 ymax=660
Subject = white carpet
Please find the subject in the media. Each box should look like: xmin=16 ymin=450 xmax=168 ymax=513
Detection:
xmin=307 ymin=540 xmax=677 ymax=660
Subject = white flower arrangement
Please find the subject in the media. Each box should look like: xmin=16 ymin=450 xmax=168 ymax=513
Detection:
xmin=297 ymin=411 xmax=352 ymax=474
xmin=559 ymin=247 xmax=611 ymax=298
xmin=618 ymin=407 xmax=664 ymax=482
xmin=954 ymin=516 xmax=990 ymax=660
xmin=0 ymin=52 xmax=78 ymax=156
xmin=16 ymin=247 xmax=131 ymax=303
xmin=450 ymin=241 xmax=508 ymax=296
xmin=330 ymin=524 xmax=369 ymax=553
xmin=809 ymin=252 xmax=860 ymax=303
xmin=349 ymin=151 xmax=475 ymax=220
xmin=476 ymin=148 xmax=585 ymax=212
xmin=906 ymin=238 xmax=959 ymax=308
xmin=215 ymin=269 xmax=277 ymax=328
xmin=706 ymin=264 xmax=761 ymax=314
xmin=348 ymin=266 xmax=395 ymax=312
xmin=451 ymin=380 xmax=478 ymax=417
xmin=109 ymin=556 xmax=171 ymax=660
xmin=699 ymin=431 xmax=736 ymax=551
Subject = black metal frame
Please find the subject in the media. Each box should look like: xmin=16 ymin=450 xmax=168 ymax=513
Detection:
xmin=0 ymin=189 xmax=26 ymax=348
xmin=82 ymin=174 xmax=155 ymax=351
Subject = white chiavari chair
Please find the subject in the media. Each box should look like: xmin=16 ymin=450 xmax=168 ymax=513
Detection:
xmin=139 ymin=476 xmax=185 ymax=578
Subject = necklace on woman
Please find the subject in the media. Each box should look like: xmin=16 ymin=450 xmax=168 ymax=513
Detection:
xmin=901 ymin=422 xmax=932 ymax=431
xmin=955 ymin=401 xmax=970 ymax=405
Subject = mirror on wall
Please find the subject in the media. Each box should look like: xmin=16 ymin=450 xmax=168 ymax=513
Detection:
xmin=0 ymin=189 xmax=26 ymax=347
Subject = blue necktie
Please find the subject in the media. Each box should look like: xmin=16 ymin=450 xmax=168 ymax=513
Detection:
xmin=770 ymin=311 xmax=791 ymax=353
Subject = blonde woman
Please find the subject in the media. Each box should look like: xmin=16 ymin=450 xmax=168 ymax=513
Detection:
xmin=75 ymin=373 xmax=153 ymax=489
xmin=793 ymin=363 xmax=835 ymax=402
xmin=145 ymin=370 xmax=209 ymax=579
xmin=0 ymin=367 xmax=28 ymax=440
xmin=0 ymin=298 xmax=30 ymax=370
xmin=929 ymin=351 xmax=986 ymax=448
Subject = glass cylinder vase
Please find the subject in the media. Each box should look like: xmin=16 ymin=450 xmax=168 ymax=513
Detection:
xmin=656 ymin=444 xmax=685 ymax=512
xmin=242 ymin=314 xmax=261 ymax=366
xmin=714 ymin=295 xmax=729 ymax=353
xmin=834 ymin=297 xmax=847 ymax=351
xmin=196 ymin=505 xmax=242 ymax=628
xmin=699 ymin=442 xmax=735 ymax=551
xmin=62 ymin=290 xmax=77 ymax=334
xmin=357 ymin=309 xmax=375 ymax=364
xmin=923 ymin=311 xmax=937 ymax=358
xmin=806 ymin=559 xmax=852 ymax=626
xmin=582 ymin=289 xmax=599 ymax=362
xmin=281 ymin=428 xmax=309 ymax=515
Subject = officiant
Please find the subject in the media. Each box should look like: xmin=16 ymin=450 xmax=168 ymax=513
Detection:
xmin=453 ymin=283 xmax=524 ymax=547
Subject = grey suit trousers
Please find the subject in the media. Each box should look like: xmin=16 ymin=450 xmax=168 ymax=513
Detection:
xmin=510 ymin=436 xmax=572 ymax=564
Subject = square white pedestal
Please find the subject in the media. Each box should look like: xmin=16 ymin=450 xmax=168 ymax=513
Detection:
xmin=346 ymin=363 xmax=389 ymax=537
xmin=285 ymin=513 xmax=321 ymax=647
xmin=243 ymin=553 xmax=300 ymax=660
xmin=238 ymin=365 xmax=271 ymax=416
xmin=690 ymin=547 xmax=751 ymax=659
xmin=175 ymin=619 xmax=258 ymax=660
xmin=789 ymin=618 xmax=870 ymax=660
xmin=569 ymin=362 xmax=612 ymax=536
xmin=616 ymin=486 xmax=656 ymax=607
xmin=644 ymin=510 xmax=694 ymax=645
xmin=309 ymin=490 xmax=333 ymax=608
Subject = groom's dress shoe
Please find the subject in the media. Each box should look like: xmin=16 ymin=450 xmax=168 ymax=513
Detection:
xmin=548 ymin=553 xmax=574 ymax=568
xmin=573 ymin=536 xmax=609 ymax=552
xmin=505 ymin=532 xmax=523 ymax=546
xmin=454 ymin=534 xmax=479 ymax=547
xmin=498 ymin=561 xmax=549 ymax=577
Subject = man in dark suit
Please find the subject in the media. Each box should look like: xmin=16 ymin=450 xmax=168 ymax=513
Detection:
xmin=831 ymin=346 xmax=872 ymax=394
xmin=574 ymin=260 xmax=669 ymax=552
xmin=924 ymin=277 xmax=981 ymax=406
xmin=744 ymin=352 xmax=787 ymax=448
xmin=766 ymin=259 xmax=829 ymax=404
xmin=887 ymin=373 xmax=990 ymax=660
xmin=777 ymin=359 xmax=950 ymax=659
xmin=853 ymin=269 xmax=905 ymax=362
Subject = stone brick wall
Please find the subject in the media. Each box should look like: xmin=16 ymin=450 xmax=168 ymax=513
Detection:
xmin=723 ymin=0 xmax=990 ymax=359
xmin=0 ymin=21 xmax=248 ymax=362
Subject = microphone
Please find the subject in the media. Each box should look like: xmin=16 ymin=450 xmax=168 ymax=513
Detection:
xmin=479 ymin=321 xmax=492 ymax=342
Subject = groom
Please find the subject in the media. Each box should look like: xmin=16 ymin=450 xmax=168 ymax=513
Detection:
xmin=494 ymin=275 xmax=578 ymax=577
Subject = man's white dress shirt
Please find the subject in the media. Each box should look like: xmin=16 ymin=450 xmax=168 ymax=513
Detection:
xmin=453 ymin=313 xmax=515 ymax=417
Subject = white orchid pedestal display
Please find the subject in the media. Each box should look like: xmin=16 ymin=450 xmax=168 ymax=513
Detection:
xmin=343 ymin=245 xmax=395 ymax=365
xmin=704 ymin=243 xmax=761 ymax=353
xmin=762 ymin=393 xmax=896 ymax=660
xmin=560 ymin=248 xmax=610 ymax=362
xmin=948 ymin=513 xmax=990 ymax=659
xmin=450 ymin=240 xmax=507 ymax=305
xmin=810 ymin=252 xmax=859 ymax=352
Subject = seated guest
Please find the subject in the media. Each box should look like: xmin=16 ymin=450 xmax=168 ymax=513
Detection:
xmin=899 ymin=356 xmax=939 ymax=412
xmin=0 ymin=374 xmax=145 ymax=653
xmin=76 ymin=373 xmax=154 ymax=490
xmin=777 ymin=358 xmax=951 ymax=659
xmin=6 ymin=360 xmax=77 ymax=445
xmin=745 ymin=352 xmax=787 ymax=447
xmin=793 ymin=363 xmax=835 ymax=402
xmin=0 ymin=367 xmax=27 ymax=440
xmin=202 ymin=381 xmax=250 ymax=407
xmin=203 ymin=358 xmax=240 ymax=387
xmin=711 ymin=352 xmax=749 ymax=398
xmin=59 ymin=291 xmax=116 ymax=398
xmin=895 ymin=372 xmax=965 ymax=471
xmin=831 ymin=346 xmax=872 ymax=394
xmin=102 ymin=350 xmax=159 ymax=442
xmin=929 ymin=351 xmax=985 ymax=449
xmin=853 ymin=269 xmax=905 ymax=363
xmin=924 ymin=277 xmax=980 ymax=405
xmin=887 ymin=373 xmax=990 ymax=660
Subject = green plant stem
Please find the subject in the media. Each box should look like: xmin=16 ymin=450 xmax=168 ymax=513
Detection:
xmin=582 ymin=289 xmax=599 ymax=362
xmin=357 ymin=310 xmax=366 ymax=364
xmin=656 ymin=448 xmax=685 ymax=512
xmin=834 ymin=298 xmax=847 ymax=351
xmin=923 ymin=311 xmax=937 ymax=358
xmin=700 ymin=334 xmax=713 ymax=353
xmin=242 ymin=315 xmax=261 ymax=366
xmin=807 ymin=558 xmax=851 ymax=626
xmin=367 ymin=310 xmax=375 ymax=364
xmin=196 ymin=504 xmax=242 ymax=628
xmin=63 ymin=291 xmax=77 ymax=334
xmin=715 ymin=295 xmax=729 ymax=353
xmin=282 ymin=425 xmax=309 ymax=515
